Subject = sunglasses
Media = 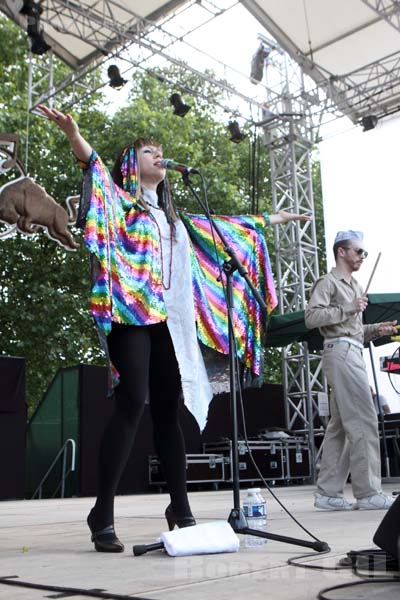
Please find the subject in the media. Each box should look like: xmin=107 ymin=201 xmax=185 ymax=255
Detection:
xmin=344 ymin=247 xmax=368 ymax=259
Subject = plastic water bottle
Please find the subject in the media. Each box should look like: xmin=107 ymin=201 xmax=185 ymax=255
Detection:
xmin=242 ymin=488 xmax=267 ymax=547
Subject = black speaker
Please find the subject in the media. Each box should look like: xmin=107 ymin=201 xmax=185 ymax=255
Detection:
xmin=0 ymin=356 xmax=27 ymax=499
xmin=373 ymin=495 xmax=400 ymax=563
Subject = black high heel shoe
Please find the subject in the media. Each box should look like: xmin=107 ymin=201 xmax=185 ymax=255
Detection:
xmin=87 ymin=511 xmax=125 ymax=553
xmin=165 ymin=504 xmax=196 ymax=531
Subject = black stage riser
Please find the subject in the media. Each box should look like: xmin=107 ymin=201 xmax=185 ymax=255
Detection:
xmin=0 ymin=356 xmax=26 ymax=500
xmin=7 ymin=362 xmax=286 ymax=498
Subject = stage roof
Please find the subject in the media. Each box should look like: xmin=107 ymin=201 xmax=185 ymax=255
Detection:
xmin=0 ymin=0 xmax=189 ymax=69
xmin=241 ymin=0 xmax=400 ymax=121
xmin=2 ymin=1 xmax=400 ymax=122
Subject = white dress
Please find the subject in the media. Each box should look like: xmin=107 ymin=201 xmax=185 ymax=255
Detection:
xmin=143 ymin=189 xmax=213 ymax=431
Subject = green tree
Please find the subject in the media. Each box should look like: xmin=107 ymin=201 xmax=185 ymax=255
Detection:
xmin=0 ymin=17 xmax=110 ymax=415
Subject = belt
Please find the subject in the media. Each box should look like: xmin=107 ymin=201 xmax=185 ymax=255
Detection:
xmin=324 ymin=337 xmax=364 ymax=351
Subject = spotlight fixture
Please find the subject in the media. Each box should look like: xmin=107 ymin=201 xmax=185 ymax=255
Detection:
xmin=19 ymin=0 xmax=34 ymax=15
xmin=361 ymin=115 xmax=378 ymax=131
xmin=228 ymin=121 xmax=247 ymax=144
xmin=107 ymin=65 xmax=127 ymax=90
xmin=19 ymin=0 xmax=50 ymax=55
xmin=250 ymin=44 xmax=271 ymax=84
xmin=169 ymin=93 xmax=191 ymax=117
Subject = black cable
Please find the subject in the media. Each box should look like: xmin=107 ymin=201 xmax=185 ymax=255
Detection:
xmin=311 ymin=547 xmax=400 ymax=597
xmin=317 ymin=578 xmax=400 ymax=600
xmin=288 ymin=547 xmax=399 ymax=575
xmin=0 ymin=576 xmax=151 ymax=600
xmin=255 ymin=134 xmax=262 ymax=215
xmin=287 ymin=550 xmax=349 ymax=571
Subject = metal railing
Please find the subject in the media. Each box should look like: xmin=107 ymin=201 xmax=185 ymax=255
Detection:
xmin=31 ymin=438 xmax=76 ymax=499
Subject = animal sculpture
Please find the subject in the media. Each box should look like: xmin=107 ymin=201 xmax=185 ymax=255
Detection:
xmin=0 ymin=133 xmax=79 ymax=250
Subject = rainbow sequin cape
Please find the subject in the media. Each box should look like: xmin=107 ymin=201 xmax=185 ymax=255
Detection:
xmin=77 ymin=151 xmax=278 ymax=376
xmin=77 ymin=150 xmax=167 ymax=336
xmin=181 ymin=214 xmax=278 ymax=376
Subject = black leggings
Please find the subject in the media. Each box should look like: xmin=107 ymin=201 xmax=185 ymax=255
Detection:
xmin=91 ymin=322 xmax=191 ymax=530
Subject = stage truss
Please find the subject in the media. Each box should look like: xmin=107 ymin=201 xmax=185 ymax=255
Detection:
xmin=260 ymin=45 xmax=326 ymax=480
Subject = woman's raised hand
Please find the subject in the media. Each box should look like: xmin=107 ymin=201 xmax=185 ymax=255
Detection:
xmin=37 ymin=105 xmax=79 ymax=139
xmin=37 ymin=105 xmax=92 ymax=163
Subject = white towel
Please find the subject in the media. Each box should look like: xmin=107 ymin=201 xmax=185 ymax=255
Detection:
xmin=158 ymin=521 xmax=240 ymax=557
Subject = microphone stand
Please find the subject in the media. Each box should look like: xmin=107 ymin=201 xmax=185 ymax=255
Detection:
xmin=181 ymin=172 xmax=328 ymax=552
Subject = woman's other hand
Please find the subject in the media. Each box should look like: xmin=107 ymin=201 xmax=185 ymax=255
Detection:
xmin=269 ymin=210 xmax=313 ymax=225
xmin=278 ymin=209 xmax=312 ymax=223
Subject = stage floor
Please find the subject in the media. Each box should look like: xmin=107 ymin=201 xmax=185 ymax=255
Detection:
xmin=0 ymin=484 xmax=399 ymax=600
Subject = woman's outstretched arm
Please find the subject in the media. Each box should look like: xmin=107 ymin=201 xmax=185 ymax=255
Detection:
xmin=269 ymin=209 xmax=312 ymax=225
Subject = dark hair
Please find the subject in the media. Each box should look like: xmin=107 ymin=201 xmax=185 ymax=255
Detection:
xmin=111 ymin=138 xmax=179 ymax=224
xmin=333 ymin=241 xmax=349 ymax=260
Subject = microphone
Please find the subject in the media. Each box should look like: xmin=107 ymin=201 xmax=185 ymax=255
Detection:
xmin=159 ymin=158 xmax=200 ymax=175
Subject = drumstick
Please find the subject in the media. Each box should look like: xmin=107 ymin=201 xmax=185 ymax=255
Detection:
xmin=364 ymin=252 xmax=381 ymax=295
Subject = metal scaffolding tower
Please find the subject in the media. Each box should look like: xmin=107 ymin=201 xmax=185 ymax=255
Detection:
xmin=260 ymin=45 xmax=327 ymax=480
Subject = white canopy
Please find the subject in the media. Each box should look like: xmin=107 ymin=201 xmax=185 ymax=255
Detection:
xmin=241 ymin=0 xmax=400 ymax=121
xmin=0 ymin=0 xmax=189 ymax=69
xmin=2 ymin=1 xmax=400 ymax=121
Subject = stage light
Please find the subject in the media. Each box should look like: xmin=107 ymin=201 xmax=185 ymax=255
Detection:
xmin=107 ymin=65 xmax=127 ymax=89
xmin=19 ymin=0 xmax=34 ymax=15
xmin=169 ymin=93 xmax=191 ymax=117
xmin=361 ymin=115 xmax=378 ymax=131
xmin=20 ymin=0 xmax=51 ymax=55
xmin=29 ymin=32 xmax=51 ymax=55
xmin=227 ymin=121 xmax=247 ymax=143
xmin=250 ymin=44 xmax=271 ymax=84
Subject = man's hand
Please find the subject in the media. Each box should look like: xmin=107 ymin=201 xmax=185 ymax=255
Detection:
xmin=355 ymin=296 xmax=368 ymax=312
xmin=377 ymin=320 xmax=398 ymax=337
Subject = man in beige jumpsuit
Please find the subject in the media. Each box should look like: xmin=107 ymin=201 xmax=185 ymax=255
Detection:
xmin=305 ymin=231 xmax=397 ymax=510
